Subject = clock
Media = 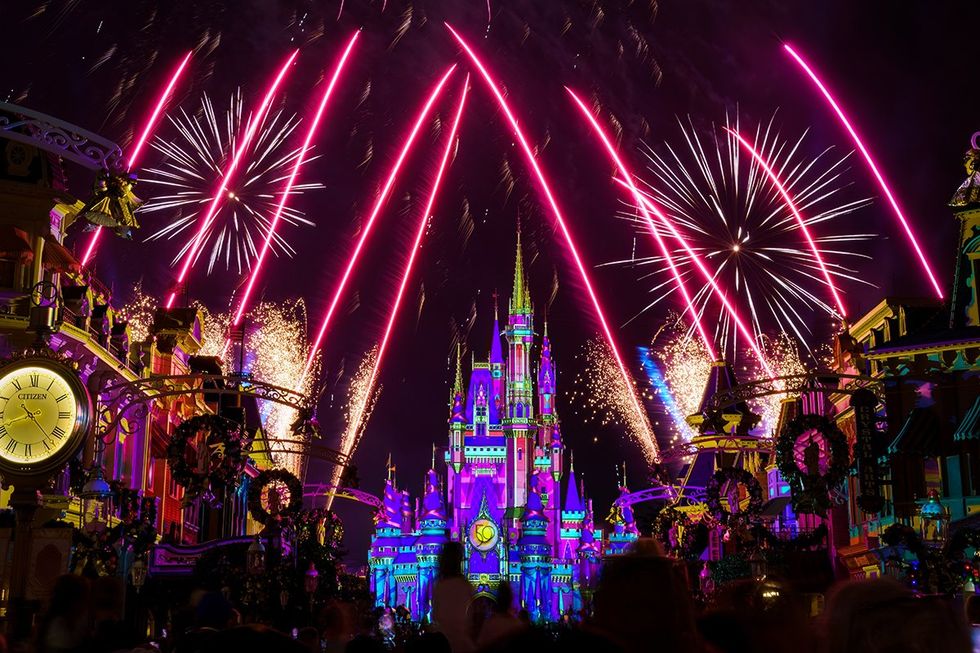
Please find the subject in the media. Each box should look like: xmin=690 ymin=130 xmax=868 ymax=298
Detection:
xmin=0 ymin=357 xmax=92 ymax=480
xmin=468 ymin=518 xmax=500 ymax=552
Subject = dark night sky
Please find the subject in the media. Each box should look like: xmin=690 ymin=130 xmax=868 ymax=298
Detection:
xmin=4 ymin=1 xmax=978 ymax=561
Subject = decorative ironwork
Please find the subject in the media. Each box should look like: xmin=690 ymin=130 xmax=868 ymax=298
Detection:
xmin=0 ymin=102 xmax=124 ymax=172
xmin=613 ymin=484 xmax=706 ymax=508
xmin=708 ymin=371 xmax=882 ymax=412
xmin=303 ymin=483 xmax=382 ymax=510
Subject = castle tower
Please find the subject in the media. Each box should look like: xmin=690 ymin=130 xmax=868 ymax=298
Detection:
xmin=415 ymin=469 xmax=448 ymax=621
xmin=504 ymin=230 xmax=535 ymax=511
xmin=490 ymin=299 xmax=506 ymax=416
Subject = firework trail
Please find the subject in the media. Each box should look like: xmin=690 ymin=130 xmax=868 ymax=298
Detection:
xmin=726 ymin=127 xmax=846 ymax=318
xmin=302 ymin=65 xmax=457 ymax=381
xmin=616 ymin=115 xmax=872 ymax=358
xmin=566 ymin=88 xmax=715 ymax=360
xmin=81 ymin=50 xmax=192 ymax=267
xmin=446 ymin=24 xmax=657 ymax=463
xmin=142 ymin=91 xmax=320 ymax=275
xmin=346 ymin=77 xmax=469 ymax=450
xmin=231 ymin=32 xmax=360 ymax=329
xmin=164 ymin=49 xmax=299 ymax=309
xmin=638 ymin=344 xmax=696 ymax=447
xmin=326 ymin=346 xmax=381 ymax=509
xmin=782 ymin=43 xmax=944 ymax=300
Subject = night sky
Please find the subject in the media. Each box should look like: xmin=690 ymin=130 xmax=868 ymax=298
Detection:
xmin=4 ymin=1 xmax=978 ymax=562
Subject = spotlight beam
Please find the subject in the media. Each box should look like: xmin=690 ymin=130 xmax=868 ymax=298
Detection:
xmin=81 ymin=50 xmax=193 ymax=267
xmin=565 ymin=88 xmax=717 ymax=360
xmin=783 ymin=43 xmax=944 ymax=299
xmin=164 ymin=49 xmax=299 ymax=309
xmin=301 ymin=65 xmax=457 ymax=381
xmin=446 ymin=24 xmax=657 ymax=462
xmin=726 ymin=127 xmax=847 ymax=318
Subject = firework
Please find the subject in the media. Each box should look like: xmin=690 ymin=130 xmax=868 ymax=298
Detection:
xmin=751 ymin=331 xmax=810 ymax=437
xmin=302 ymin=65 xmax=457 ymax=380
xmin=646 ymin=319 xmax=713 ymax=444
xmin=81 ymin=50 xmax=193 ymax=267
xmin=783 ymin=44 xmax=944 ymax=299
xmin=346 ymin=77 xmax=469 ymax=446
xmin=115 ymin=281 xmax=158 ymax=343
xmin=142 ymin=89 xmax=321 ymax=276
xmin=327 ymin=346 xmax=381 ymax=509
xmin=231 ymin=31 xmax=360 ymax=328
xmin=164 ymin=50 xmax=299 ymax=309
xmin=447 ymin=24 xmax=657 ymax=462
xmin=571 ymin=338 xmax=657 ymax=464
xmin=619 ymin=115 xmax=873 ymax=360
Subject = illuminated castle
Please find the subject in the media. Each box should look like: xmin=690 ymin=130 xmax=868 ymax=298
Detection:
xmin=369 ymin=233 xmax=637 ymax=621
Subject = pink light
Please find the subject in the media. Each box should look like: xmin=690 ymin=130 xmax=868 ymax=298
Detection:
xmin=231 ymin=33 xmax=360 ymax=328
xmin=81 ymin=50 xmax=193 ymax=267
xmin=164 ymin=49 xmax=299 ymax=309
xmin=446 ymin=24 xmax=657 ymax=459
xmin=349 ymin=77 xmax=469 ymax=443
xmin=301 ymin=65 xmax=457 ymax=381
xmin=617 ymin=179 xmax=776 ymax=379
xmin=726 ymin=127 xmax=847 ymax=318
xmin=565 ymin=88 xmax=717 ymax=360
xmin=783 ymin=43 xmax=944 ymax=300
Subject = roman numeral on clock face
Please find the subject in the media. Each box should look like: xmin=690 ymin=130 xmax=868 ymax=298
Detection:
xmin=11 ymin=379 xmax=21 ymax=391
xmin=28 ymin=373 xmax=39 ymax=387
xmin=5 ymin=439 xmax=16 ymax=453
xmin=58 ymin=411 xmax=71 ymax=420
xmin=23 ymin=444 xmax=31 ymax=458
xmin=56 ymin=394 xmax=68 ymax=403
xmin=52 ymin=426 xmax=66 ymax=439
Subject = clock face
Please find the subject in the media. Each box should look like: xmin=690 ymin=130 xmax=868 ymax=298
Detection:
xmin=0 ymin=364 xmax=81 ymax=465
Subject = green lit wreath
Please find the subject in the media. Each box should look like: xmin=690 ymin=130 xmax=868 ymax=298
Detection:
xmin=775 ymin=414 xmax=849 ymax=513
xmin=705 ymin=468 xmax=764 ymax=525
xmin=166 ymin=414 xmax=245 ymax=505
xmin=248 ymin=468 xmax=304 ymax=525
xmin=652 ymin=506 xmax=707 ymax=559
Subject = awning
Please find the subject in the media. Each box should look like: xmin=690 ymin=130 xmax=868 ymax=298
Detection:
xmin=42 ymin=235 xmax=81 ymax=273
xmin=887 ymin=407 xmax=940 ymax=457
xmin=761 ymin=496 xmax=792 ymax=517
xmin=0 ymin=226 xmax=34 ymax=264
xmin=954 ymin=396 xmax=980 ymax=442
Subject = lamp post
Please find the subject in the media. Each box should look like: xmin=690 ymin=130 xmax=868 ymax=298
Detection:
xmin=748 ymin=549 xmax=767 ymax=579
xmin=247 ymin=535 xmax=266 ymax=576
xmin=80 ymin=465 xmax=113 ymax=533
xmin=130 ymin=559 xmax=147 ymax=592
xmin=304 ymin=562 xmax=319 ymax=614
xmin=919 ymin=491 xmax=950 ymax=547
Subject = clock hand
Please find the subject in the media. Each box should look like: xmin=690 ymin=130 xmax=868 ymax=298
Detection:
xmin=7 ymin=405 xmax=41 ymax=425
xmin=23 ymin=405 xmax=48 ymax=439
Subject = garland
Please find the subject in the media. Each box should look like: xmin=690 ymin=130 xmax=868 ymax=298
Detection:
xmin=705 ymin=467 xmax=764 ymax=525
xmin=775 ymin=414 xmax=850 ymax=514
xmin=652 ymin=507 xmax=708 ymax=560
xmin=166 ymin=414 xmax=245 ymax=505
xmin=248 ymin=468 xmax=304 ymax=525
xmin=750 ymin=523 xmax=829 ymax=551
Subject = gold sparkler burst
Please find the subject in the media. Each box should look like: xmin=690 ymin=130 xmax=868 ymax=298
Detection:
xmin=571 ymin=338 xmax=657 ymax=465
xmin=116 ymin=281 xmax=158 ymax=343
xmin=653 ymin=318 xmax=713 ymax=444
xmin=193 ymin=302 xmax=232 ymax=360
xmin=326 ymin=346 xmax=380 ymax=509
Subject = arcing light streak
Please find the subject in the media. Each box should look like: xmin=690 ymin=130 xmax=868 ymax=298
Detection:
xmin=164 ymin=50 xmax=299 ymax=309
xmin=81 ymin=50 xmax=193 ymax=267
xmin=783 ymin=43 xmax=944 ymax=299
xmin=301 ymin=65 xmax=457 ymax=380
xmin=618 ymin=180 xmax=776 ymax=379
xmin=446 ymin=24 xmax=658 ymax=462
xmin=348 ymin=77 xmax=469 ymax=459
xmin=232 ymin=33 xmax=360 ymax=328
xmin=725 ymin=127 xmax=847 ymax=318
xmin=565 ymin=88 xmax=716 ymax=360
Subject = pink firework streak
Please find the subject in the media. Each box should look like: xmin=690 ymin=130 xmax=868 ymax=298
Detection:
xmin=164 ymin=50 xmax=299 ymax=309
xmin=349 ymin=77 xmax=469 ymax=447
xmin=301 ymin=66 xmax=457 ymax=381
xmin=726 ymin=127 xmax=847 ymax=318
xmin=618 ymin=180 xmax=776 ymax=379
xmin=445 ymin=24 xmax=657 ymax=461
xmin=231 ymin=33 xmax=360 ymax=329
xmin=783 ymin=43 xmax=944 ymax=299
xmin=565 ymin=88 xmax=717 ymax=361
xmin=81 ymin=50 xmax=193 ymax=267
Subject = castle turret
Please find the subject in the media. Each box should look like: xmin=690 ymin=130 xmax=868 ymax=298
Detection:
xmin=559 ymin=452 xmax=586 ymax=560
xmin=490 ymin=300 xmax=505 ymax=416
xmin=519 ymin=472 xmax=552 ymax=621
xmin=415 ymin=469 xmax=448 ymax=621
xmin=505 ymin=230 xmax=536 ymax=510
xmin=449 ymin=345 xmax=465 ymax=472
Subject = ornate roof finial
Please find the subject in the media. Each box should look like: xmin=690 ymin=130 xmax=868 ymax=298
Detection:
xmin=511 ymin=220 xmax=530 ymax=315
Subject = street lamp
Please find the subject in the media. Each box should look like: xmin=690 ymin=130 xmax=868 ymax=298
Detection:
xmin=919 ymin=491 xmax=950 ymax=546
xmin=80 ymin=465 xmax=113 ymax=533
xmin=748 ymin=549 xmax=767 ymax=579
xmin=305 ymin=562 xmax=319 ymax=613
xmin=130 ymin=559 xmax=147 ymax=592
xmin=247 ymin=536 xmax=266 ymax=576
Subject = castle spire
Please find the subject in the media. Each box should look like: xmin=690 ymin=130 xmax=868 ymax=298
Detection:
xmin=452 ymin=343 xmax=463 ymax=398
xmin=510 ymin=227 xmax=531 ymax=315
xmin=490 ymin=294 xmax=504 ymax=365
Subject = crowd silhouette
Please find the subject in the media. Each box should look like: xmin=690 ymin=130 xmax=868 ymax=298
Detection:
xmin=24 ymin=538 xmax=977 ymax=653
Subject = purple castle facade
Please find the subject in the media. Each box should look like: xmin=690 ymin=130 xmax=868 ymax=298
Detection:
xmin=369 ymin=234 xmax=636 ymax=621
